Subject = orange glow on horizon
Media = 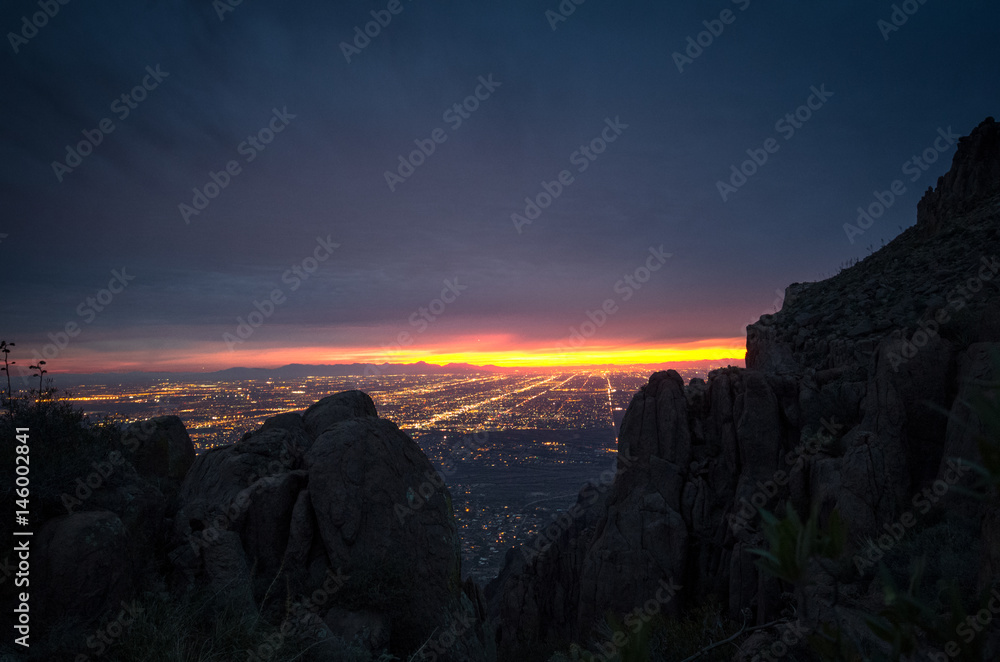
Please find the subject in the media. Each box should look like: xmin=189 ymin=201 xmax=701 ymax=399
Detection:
xmin=42 ymin=337 xmax=746 ymax=374
xmin=358 ymin=341 xmax=744 ymax=367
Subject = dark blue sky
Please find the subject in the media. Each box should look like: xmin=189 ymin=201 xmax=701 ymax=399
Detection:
xmin=1 ymin=0 xmax=998 ymax=371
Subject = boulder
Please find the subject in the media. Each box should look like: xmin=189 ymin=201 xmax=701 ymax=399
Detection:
xmin=201 ymin=530 xmax=255 ymax=613
xmin=122 ymin=415 xmax=196 ymax=489
xmin=302 ymin=390 xmax=378 ymax=438
xmin=35 ymin=511 xmax=133 ymax=628
xmin=323 ymin=607 xmax=391 ymax=653
xmin=305 ymin=416 xmax=461 ymax=653
xmin=174 ymin=425 xmax=309 ymax=536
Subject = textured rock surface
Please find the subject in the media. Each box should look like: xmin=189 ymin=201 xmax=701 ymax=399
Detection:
xmin=122 ymin=414 xmax=197 ymax=491
xmin=488 ymin=118 xmax=1000 ymax=658
xmin=747 ymin=118 xmax=1000 ymax=377
xmin=170 ymin=391 xmax=493 ymax=662
xmin=35 ymin=511 xmax=133 ymax=627
xmin=918 ymin=117 xmax=1000 ymax=234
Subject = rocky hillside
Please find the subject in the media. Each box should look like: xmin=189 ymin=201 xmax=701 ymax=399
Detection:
xmin=748 ymin=116 xmax=1000 ymax=376
xmin=487 ymin=117 xmax=1000 ymax=661
xmin=1 ymin=392 xmax=494 ymax=662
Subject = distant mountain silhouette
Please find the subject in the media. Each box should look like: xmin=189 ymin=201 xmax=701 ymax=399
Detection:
xmin=46 ymin=359 xmax=740 ymax=386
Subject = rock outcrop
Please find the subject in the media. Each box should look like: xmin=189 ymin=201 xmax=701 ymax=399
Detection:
xmin=34 ymin=511 xmax=134 ymax=627
xmin=122 ymin=415 xmax=196 ymax=494
xmin=917 ymin=117 xmax=1000 ymax=235
xmin=487 ymin=117 xmax=1000 ymax=660
xmin=6 ymin=390 xmax=494 ymax=662
xmin=170 ymin=390 xmax=494 ymax=662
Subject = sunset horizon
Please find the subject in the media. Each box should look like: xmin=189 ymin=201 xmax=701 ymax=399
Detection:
xmin=6 ymin=337 xmax=747 ymax=376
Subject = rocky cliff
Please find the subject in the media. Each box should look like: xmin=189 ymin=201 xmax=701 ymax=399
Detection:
xmin=487 ymin=117 xmax=1000 ymax=660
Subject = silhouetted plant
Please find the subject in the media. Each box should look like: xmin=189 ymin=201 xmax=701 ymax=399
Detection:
xmin=29 ymin=359 xmax=47 ymax=403
xmin=960 ymin=374 xmax=1000 ymax=498
xmin=750 ymin=501 xmax=846 ymax=623
xmin=753 ymin=496 xmax=997 ymax=661
xmin=863 ymin=561 xmax=932 ymax=660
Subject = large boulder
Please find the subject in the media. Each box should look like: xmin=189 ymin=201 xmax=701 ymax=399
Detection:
xmin=168 ymin=393 xmax=493 ymax=662
xmin=173 ymin=425 xmax=309 ymax=536
xmin=305 ymin=416 xmax=464 ymax=654
xmin=35 ymin=511 xmax=133 ymax=628
xmin=122 ymin=415 xmax=196 ymax=492
xmin=302 ymin=390 xmax=378 ymax=438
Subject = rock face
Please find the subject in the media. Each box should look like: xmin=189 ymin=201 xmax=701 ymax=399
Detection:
xmin=170 ymin=390 xmax=493 ymax=662
xmin=123 ymin=414 xmax=196 ymax=495
xmin=35 ymin=511 xmax=134 ymax=627
xmin=917 ymin=117 xmax=1000 ymax=235
xmin=488 ymin=118 xmax=1000 ymax=658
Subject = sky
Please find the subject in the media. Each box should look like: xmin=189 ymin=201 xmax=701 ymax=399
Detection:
xmin=1 ymin=0 xmax=998 ymax=374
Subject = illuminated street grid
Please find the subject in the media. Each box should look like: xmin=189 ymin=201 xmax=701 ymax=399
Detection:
xmin=61 ymin=367 xmax=722 ymax=581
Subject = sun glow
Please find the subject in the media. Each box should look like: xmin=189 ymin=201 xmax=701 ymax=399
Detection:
xmin=366 ymin=341 xmax=744 ymax=367
xmin=38 ymin=331 xmax=746 ymax=374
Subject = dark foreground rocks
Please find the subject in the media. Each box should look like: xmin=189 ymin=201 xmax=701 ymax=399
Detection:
xmin=5 ymin=391 xmax=493 ymax=662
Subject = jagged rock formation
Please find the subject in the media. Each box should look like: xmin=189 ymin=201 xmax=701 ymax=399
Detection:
xmin=487 ymin=117 xmax=1000 ymax=660
xmin=169 ymin=390 xmax=494 ymax=661
xmin=917 ymin=117 xmax=1000 ymax=235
